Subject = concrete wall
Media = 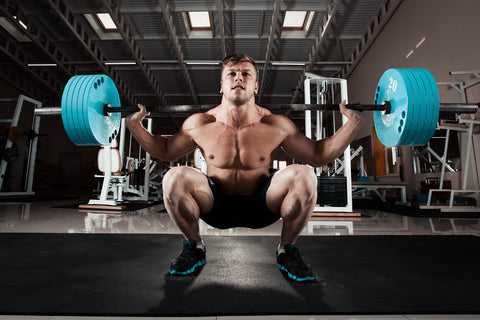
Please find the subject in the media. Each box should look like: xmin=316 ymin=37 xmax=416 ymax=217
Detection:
xmin=347 ymin=0 xmax=480 ymax=198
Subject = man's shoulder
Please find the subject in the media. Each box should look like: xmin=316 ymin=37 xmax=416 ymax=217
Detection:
xmin=260 ymin=112 xmax=298 ymax=136
xmin=182 ymin=112 xmax=217 ymax=131
xmin=260 ymin=112 xmax=292 ymax=125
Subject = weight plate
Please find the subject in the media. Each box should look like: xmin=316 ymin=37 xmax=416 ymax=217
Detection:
xmin=374 ymin=68 xmax=415 ymax=147
xmin=79 ymin=75 xmax=100 ymax=145
xmin=61 ymin=75 xmax=84 ymax=145
xmin=416 ymin=68 xmax=440 ymax=145
xmin=403 ymin=69 xmax=426 ymax=146
xmin=62 ymin=75 xmax=121 ymax=146
xmin=85 ymin=75 xmax=121 ymax=146
xmin=398 ymin=69 xmax=419 ymax=146
xmin=409 ymin=69 xmax=432 ymax=145
xmin=71 ymin=75 xmax=92 ymax=145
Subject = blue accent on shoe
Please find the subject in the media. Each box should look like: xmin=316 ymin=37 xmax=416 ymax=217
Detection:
xmin=277 ymin=263 xmax=315 ymax=282
xmin=170 ymin=258 xmax=206 ymax=275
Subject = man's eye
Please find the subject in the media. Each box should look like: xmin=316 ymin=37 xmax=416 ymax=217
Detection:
xmin=229 ymin=72 xmax=236 ymax=76
xmin=242 ymin=72 xmax=250 ymax=76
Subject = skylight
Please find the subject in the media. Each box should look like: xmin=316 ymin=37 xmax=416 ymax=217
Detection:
xmin=187 ymin=11 xmax=211 ymax=30
xmin=95 ymin=13 xmax=117 ymax=31
xmin=283 ymin=11 xmax=314 ymax=31
xmin=283 ymin=11 xmax=307 ymax=29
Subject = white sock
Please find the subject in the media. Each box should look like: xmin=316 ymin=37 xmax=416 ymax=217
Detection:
xmin=277 ymin=244 xmax=285 ymax=255
xmin=196 ymin=240 xmax=205 ymax=251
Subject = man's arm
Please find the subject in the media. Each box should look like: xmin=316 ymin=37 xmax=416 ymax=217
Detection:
xmin=280 ymin=101 xmax=365 ymax=167
xmin=125 ymin=104 xmax=198 ymax=162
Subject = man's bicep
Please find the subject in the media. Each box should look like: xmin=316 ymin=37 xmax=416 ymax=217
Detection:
xmin=161 ymin=114 xmax=205 ymax=160
xmin=281 ymin=131 xmax=315 ymax=161
xmin=281 ymin=131 xmax=328 ymax=166
xmin=164 ymin=131 xmax=197 ymax=160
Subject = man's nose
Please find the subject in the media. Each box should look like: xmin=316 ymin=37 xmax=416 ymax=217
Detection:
xmin=234 ymin=73 xmax=243 ymax=81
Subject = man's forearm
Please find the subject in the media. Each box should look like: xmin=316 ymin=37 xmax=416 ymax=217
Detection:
xmin=315 ymin=117 xmax=364 ymax=164
xmin=126 ymin=119 xmax=166 ymax=159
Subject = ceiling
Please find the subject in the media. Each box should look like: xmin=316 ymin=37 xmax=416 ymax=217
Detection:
xmin=0 ymin=0 xmax=402 ymax=134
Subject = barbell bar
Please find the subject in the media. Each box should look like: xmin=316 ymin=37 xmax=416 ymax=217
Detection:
xmin=35 ymin=68 xmax=479 ymax=147
xmin=35 ymin=102 xmax=391 ymax=116
xmin=101 ymin=102 xmax=478 ymax=116
xmin=35 ymin=102 xmax=477 ymax=117
xmin=101 ymin=102 xmax=392 ymax=115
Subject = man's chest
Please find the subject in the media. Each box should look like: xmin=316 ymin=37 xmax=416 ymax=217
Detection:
xmin=194 ymin=124 xmax=284 ymax=169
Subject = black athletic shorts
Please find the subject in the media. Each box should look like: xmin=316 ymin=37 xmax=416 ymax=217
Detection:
xmin=200 ymin=175 xmax=280 ymax=229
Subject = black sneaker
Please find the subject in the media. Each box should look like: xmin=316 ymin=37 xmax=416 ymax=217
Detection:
xmin=276 ymin=244 xmax=314 ymax=281
xmin=170 ymin=240 xmax=206 ymax=275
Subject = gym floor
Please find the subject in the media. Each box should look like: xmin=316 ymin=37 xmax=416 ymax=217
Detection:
xmin=1 ymin=195 xmax=480 ymax=320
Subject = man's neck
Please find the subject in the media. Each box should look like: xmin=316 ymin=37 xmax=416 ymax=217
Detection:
xmin=220 ymin=98 xmax=258 ymax=128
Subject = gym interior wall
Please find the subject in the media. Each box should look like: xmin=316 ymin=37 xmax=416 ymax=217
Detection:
xmin=347 ymin=0 xmax=480 ymax=195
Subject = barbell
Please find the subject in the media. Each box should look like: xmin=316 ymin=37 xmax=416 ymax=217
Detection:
xmin=35 ymin=68 xmax=478 ymax=147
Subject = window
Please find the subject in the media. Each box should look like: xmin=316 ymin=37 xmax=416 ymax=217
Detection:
xmin=95 ymin=13 xmax=118 ymax=32
xmin=187 ymin=11 xmax=212 ymax=31
xmin=85 ymin=13 xmax=121 ymax=40
xmin=283 ymin=11 xmax=308 ymax=30
xmin=281 ymin=11 xmax=315 ymax=38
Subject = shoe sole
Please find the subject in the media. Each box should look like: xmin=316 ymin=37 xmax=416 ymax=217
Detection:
xmin=277 ymin=263 xmax=314 ymax=282
xmin=170 ymin=259 xmax=206 ymax=275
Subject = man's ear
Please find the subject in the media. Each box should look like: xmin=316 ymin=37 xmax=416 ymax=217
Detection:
xmin=255 ymin=81 xmax=259 ymax=94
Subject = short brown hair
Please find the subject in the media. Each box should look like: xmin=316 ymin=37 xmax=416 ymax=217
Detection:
xmin=221 ymin=54 xmax=259 ymax=80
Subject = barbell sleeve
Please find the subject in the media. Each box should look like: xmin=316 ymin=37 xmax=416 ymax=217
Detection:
xmin=438 ymin=103 xmax=479 ymax=115
xmin=33 ymin=107 xmax=62 ymax=116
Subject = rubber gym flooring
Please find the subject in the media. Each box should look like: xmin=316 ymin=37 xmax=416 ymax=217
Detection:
xmin=1 ymin=195 xmax=480 ymax=320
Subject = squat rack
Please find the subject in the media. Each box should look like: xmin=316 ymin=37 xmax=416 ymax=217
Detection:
xmin=419 ymin=70 xmax=480 ymax=212
xmin=0 ymin=95 xmax=42 ymax=197
xmin=304 ymin=72 xmax=353 ymax=213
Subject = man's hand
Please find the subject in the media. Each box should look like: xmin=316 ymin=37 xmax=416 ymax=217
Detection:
xmin=126 ymin=104 xmax=150 ymax=127
xmin=338 ymin=100 xmax=365 ymax=124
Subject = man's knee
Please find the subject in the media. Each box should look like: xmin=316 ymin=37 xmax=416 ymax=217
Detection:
xmin=268 ymin=164 xmax=318 ymax=215
xmin=163 ymin=166 xmax=201 ymax=192
xmin=163 ymin=166 xmax=186 ymax=188
xmin=162 ymin=166 xmax=213 ymax=213
xmin=283 ymin=164 xmax=317 ymax=192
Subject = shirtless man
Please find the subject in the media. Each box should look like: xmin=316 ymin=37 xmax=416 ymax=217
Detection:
xmin=126 ymin=54 xmax=364 ymax=281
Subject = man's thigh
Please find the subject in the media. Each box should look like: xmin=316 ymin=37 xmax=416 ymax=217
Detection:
xmin=265 ymin=164 xmax=317 ymax=214
xmin=162 ymin=166 xmax=214 ymax=214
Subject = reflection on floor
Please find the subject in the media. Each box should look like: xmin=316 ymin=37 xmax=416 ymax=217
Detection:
xmin=1 ymin=194 xmax=479 ymax=320
xmin=1 ymin=197 xmax=479 ymax=237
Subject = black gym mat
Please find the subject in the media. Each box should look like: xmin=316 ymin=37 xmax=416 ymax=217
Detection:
xmin=1 ymin=233 xmax=479 ymax=316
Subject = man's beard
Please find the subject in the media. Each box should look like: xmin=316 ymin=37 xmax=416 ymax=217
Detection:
xmin=228 ymin=90 xmax=251 ymax=106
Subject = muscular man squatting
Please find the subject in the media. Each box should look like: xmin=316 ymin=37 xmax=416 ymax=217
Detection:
xmin=126 ymin=54 xmax=364 ymax=282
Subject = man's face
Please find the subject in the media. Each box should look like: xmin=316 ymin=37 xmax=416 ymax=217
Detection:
xmin=220 ymin=62 xmax=259 ymax=106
